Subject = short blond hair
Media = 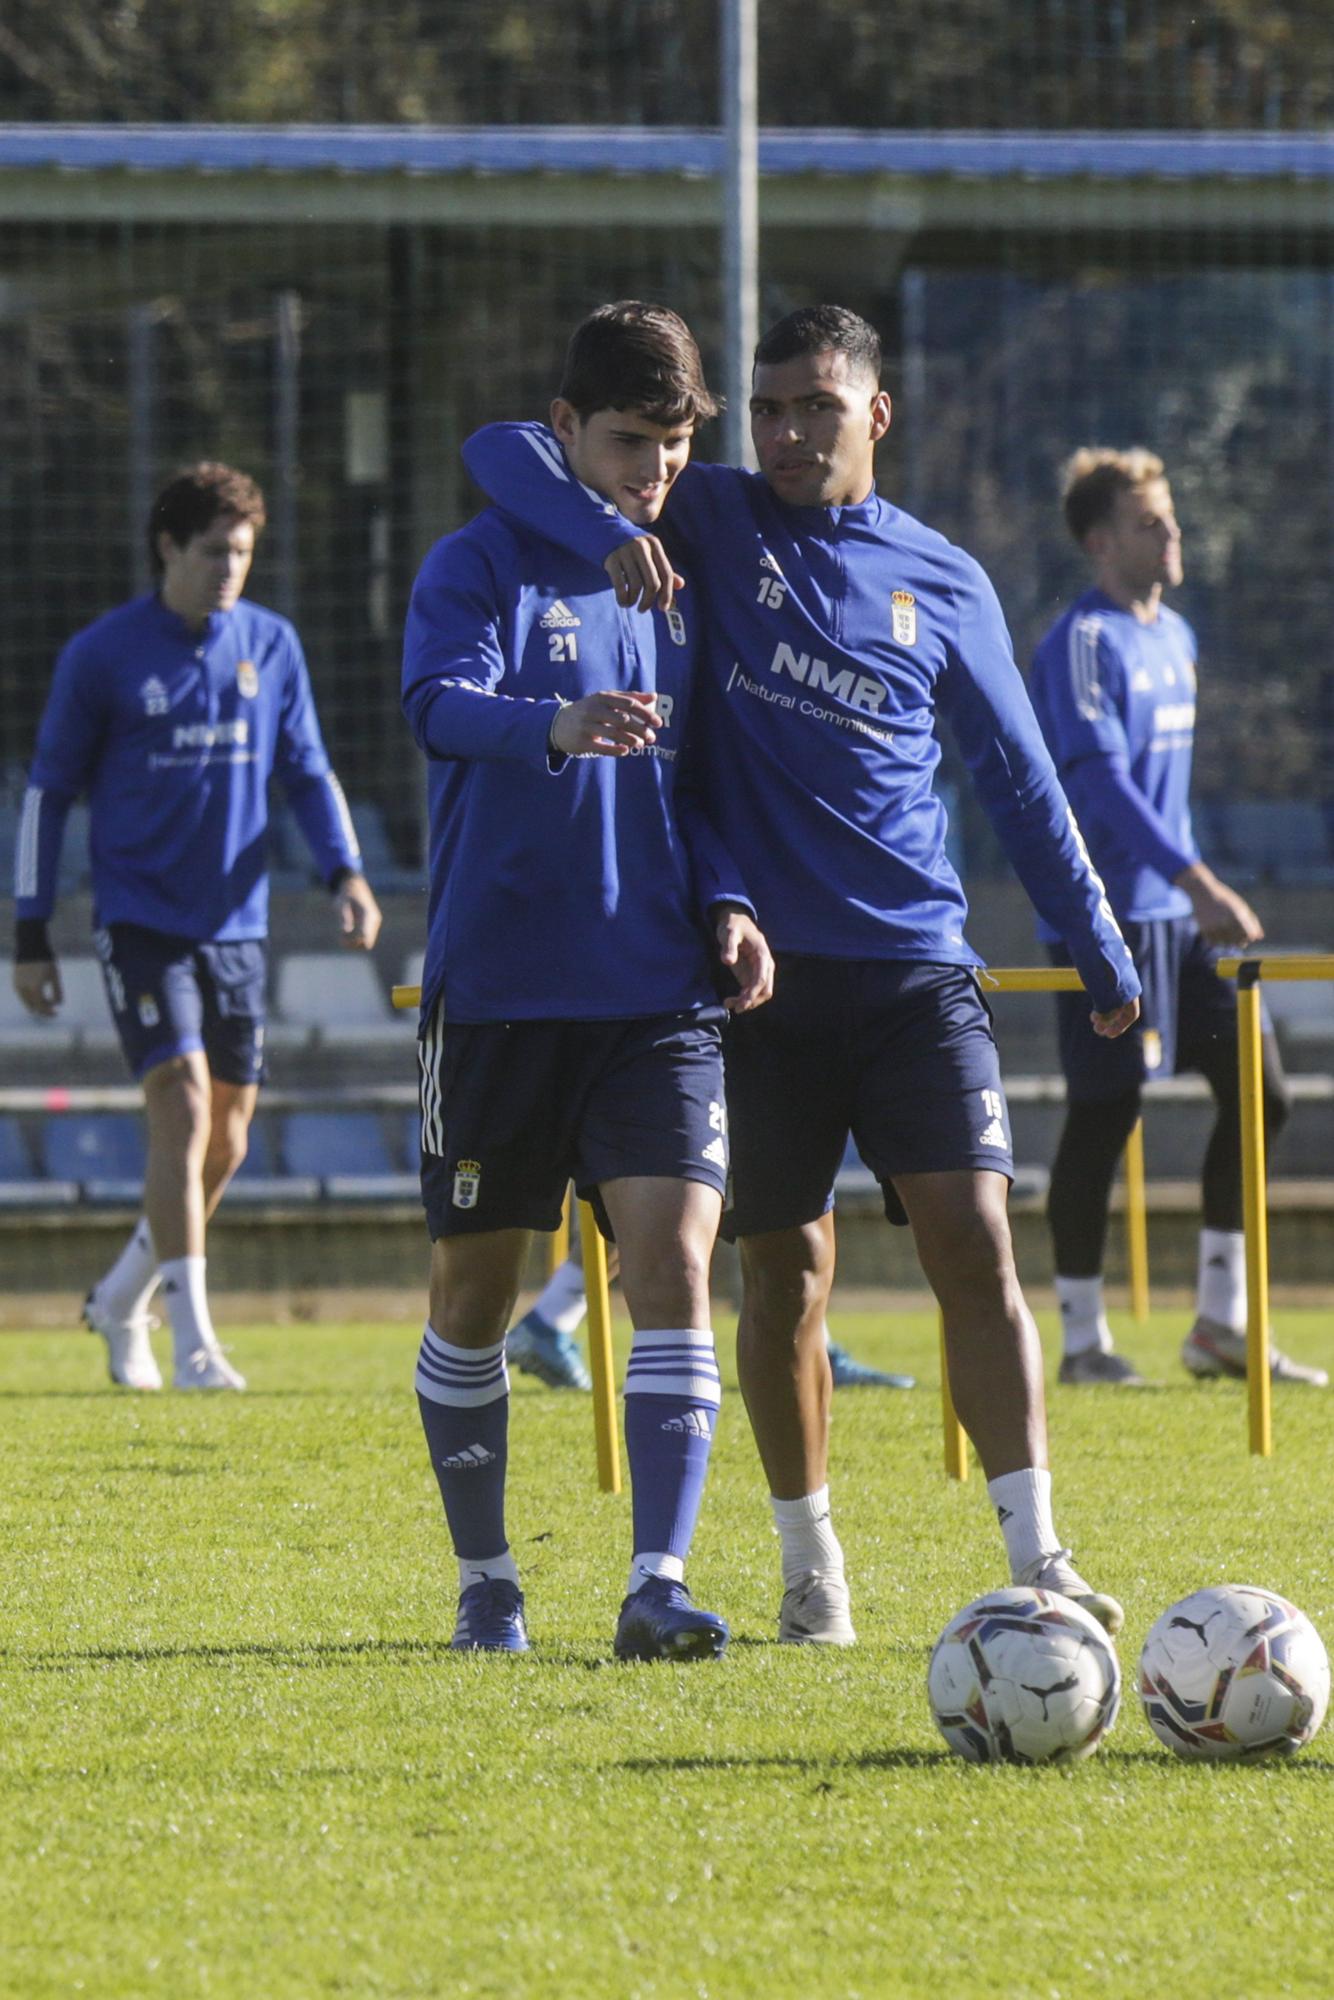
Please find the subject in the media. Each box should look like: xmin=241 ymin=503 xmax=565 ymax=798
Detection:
xmin=1061 ymin=446 xmax=1167 ymax=544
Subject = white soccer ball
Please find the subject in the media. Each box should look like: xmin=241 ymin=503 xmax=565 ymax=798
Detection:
xmin=1139 ymin=1584 xmax=1330 ymax=1761
xmin=927 ymin=1587 xmax=1121 ymax=1766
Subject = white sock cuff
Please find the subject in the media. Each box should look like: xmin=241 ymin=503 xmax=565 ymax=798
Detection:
xmin=1198 ymin=1229 xmax=1246 ymax=1332
xmin=458 ymin=1550 xmax=520 ymax=1591
xmin=769 ymin=1486 xmax=844 ymax=1586
xmin=624 ymin=1328 xmax=721 ymax=1409
xmin=628 ymin=1552 xmax=686 ymax=1592
xmin=770 ymin=1486 xmax=832 ymax=1525
xmin=987 ymin=1466 xmax=1058 ymax=1577
xmin=416 ymin=1325 xmax=510 ymax=1408
xmin=159 ymin=1255 xmax=215 ymax=1359
xmin=1054 ymin=1274 xmax=1111 ymax=1357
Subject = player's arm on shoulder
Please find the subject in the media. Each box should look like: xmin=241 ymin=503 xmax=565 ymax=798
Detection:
xmin=604 ymin=538 xmax=684 ymax=616
xmin=462 ymin=423 xmax=632 ymax=569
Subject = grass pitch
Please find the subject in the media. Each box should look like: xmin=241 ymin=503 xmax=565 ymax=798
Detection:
xmin=2 ymin=1304 xmax=1332 ymax=2000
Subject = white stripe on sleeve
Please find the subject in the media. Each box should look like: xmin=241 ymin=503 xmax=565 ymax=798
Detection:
xmin=15 ymin=786 xmax=43 ymax=900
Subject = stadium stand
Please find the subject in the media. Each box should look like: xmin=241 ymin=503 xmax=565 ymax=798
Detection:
xmin=0 ymin=1114 xmax=71 ymax=1207
xmin=345 ymin=799 xmax=423 ymax=894
xmin=54 ymin=961 xmax=121 ymax=1054
xmin=0 ymin=974 xmax=75 ymax=1054
xmin=268 ymin=952 xmax=413 ymax=1052
xmin=1261 ymin=976 xmax=1334 ymax=1049
xmin=42 ymin=1111 xmax=145 ymax=1203
xmin=282 ymin=1109 xmax=417 ymax=1200
xmin=1195 ymin=798 xmax=1334 ymax=888
xmin=225 ymin=1117 xmax=319 ymax=1205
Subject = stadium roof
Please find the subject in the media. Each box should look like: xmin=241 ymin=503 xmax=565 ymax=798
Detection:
xmin=3 ymin=125 xmax=1331 ymax=229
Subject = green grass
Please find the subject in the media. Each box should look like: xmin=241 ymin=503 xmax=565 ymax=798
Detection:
xmin=2 ymin=1306 xmax=1332 ymax=1999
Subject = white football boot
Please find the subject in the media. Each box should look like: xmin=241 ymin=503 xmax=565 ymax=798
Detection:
xmin=174 ymin=1342 xmax=247 ymax=1391
xmin=1181 ymin=1316 xmax=1327 ymax=1388
xmin=1016 ymin=1550 xmax=1124 ymax=1636
xmin=778 ymin=1569 xmax=857 ymax=1646
xmin=83 ymin=1290 xmax=163 ymax=1392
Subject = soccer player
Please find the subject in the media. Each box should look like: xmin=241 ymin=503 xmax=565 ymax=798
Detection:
xmin=12 ymin=462 xmax=380 ymax=1392
xmin=1029 ymin=449 xmax=1322 ymax=1387
xmin=464 ymin=304 xmax=1141 ymax=1644
xmin=508 ymin=1243 xmax=915 ymax=1391
xmin=402 ymin=303 xmax=774 ymax=1658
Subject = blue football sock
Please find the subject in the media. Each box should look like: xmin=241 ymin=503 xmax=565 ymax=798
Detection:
xmin=623 ymin=1328 xmax=721 ymax=1589
xmin=414 ymin=1325 xmax=510 ymax=1564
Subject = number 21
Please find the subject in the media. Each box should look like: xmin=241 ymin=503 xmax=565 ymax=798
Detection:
xmin=549 ymin=632 xmax=578 ymax=663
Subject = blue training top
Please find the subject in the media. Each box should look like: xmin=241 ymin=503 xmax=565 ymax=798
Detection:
xmin=1029 ymin=588 xmax=1199 ymax=934
xmin=15 ymin=593 xmax=361 ymax=940
xmin=401 ymin=505 xmax=751 ymax=1026
xmin=461 ymin=425 xmax=1139 ymax=1016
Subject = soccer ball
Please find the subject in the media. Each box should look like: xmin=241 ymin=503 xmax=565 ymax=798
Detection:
xmin=1139 ymin=1584 xmax=1330 ymax=1761
xmin=927 ymin=1588 xmax=1121 ymax=1766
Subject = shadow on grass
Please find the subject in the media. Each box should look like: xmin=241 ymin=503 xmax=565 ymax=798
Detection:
xmin=614 ymin=1749 xmax=955 ymax=1775
xmin=14 ymin=1636 xmax=460 ymax=1672
xmin=615 ymin=1745 xmax=1334 ymax=1776
xmin=1099 ymin=1746 xmax=1334 ymax=1773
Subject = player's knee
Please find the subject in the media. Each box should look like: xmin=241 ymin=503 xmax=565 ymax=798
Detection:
xmin=427 ymin=1240 xmax=517 ymax=1348
xmin=739 ymin=1224 xmax=834 ymax=1329
xmin=143 ymin=1058 xmax=212 ymax=1155
xmin=920 ymin=1198 xmax=1015 ymax=1307
xmin=208 ymin=1116 xmax=250 ymax=1182
xmin=620 ymin=1234 xmax=712 ymax=1328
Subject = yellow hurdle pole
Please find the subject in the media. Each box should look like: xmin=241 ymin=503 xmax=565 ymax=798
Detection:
xmin=1216 ymin=953 xmax=1334 ymax=983
xmin=391 ymin=983 xmax=422 ymax=1010
xmin=1235 ymin=964 xmax=1273 ymax=1459
xmin=978 ymin=966 xmax=1086 ymax=993
xmin=549 ymin=1185 xmax=571 ymax=1276
xmin=579 ymin=1199 xmax=622 ymax=1494
xmin=939 ymin=1311 xmax=969 ymax=1481
xmin=1123 ymin=1119 xmax=1150 ymax=1325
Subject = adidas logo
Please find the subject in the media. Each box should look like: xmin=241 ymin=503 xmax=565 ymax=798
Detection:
xmin=661 ymin=1410 xmax=712 ymax=1439
xmin=996 ymin=1504 xmax=1013 ymax=1524
xmin=978 ymin=1118 xmax=1007 ymax=1148
xmin=439 ymin=1444 xmax=496 ymax=1470
xmin=539 ymin=599 xmax=581 ymax=630
xmin=701 ymin=1137 xmax=727 ymax=1168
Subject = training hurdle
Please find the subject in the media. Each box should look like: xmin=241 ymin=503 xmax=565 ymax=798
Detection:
xmin=395 ymin=957 xmax=1334 ymax=1487
xmin=935 ymin=956 xmax=1334 ymax=1479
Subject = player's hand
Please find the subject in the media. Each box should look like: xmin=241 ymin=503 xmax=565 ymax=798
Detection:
xmin=712 ymin=906 xmax=775 ymax=1014
xmin=551 ymin=690 xmax=661 ymax=758
xmin=334 ymin=873 xmax=382 ymax=951
xmin=1176 ymin=862 xmax=1264 ymax=947
xmin=604 ymin=538 xmax=684 ymax=615
xmin=1091 ymin=997 xmax=1140 ymax=1040
xmin=13 ymin=958 xmax=62 ymax=1018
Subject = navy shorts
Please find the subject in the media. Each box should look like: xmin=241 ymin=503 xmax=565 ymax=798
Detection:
xmin=94 ymin=922 xmax=267 ymax=1085
xmin=721 ymin=956 xmax=1015 ymax=1239
xmin=1051 ymin=916 xmax=1258 ymax=1104
xmin=417 ymin=1004 xmax=727 ymax=1241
